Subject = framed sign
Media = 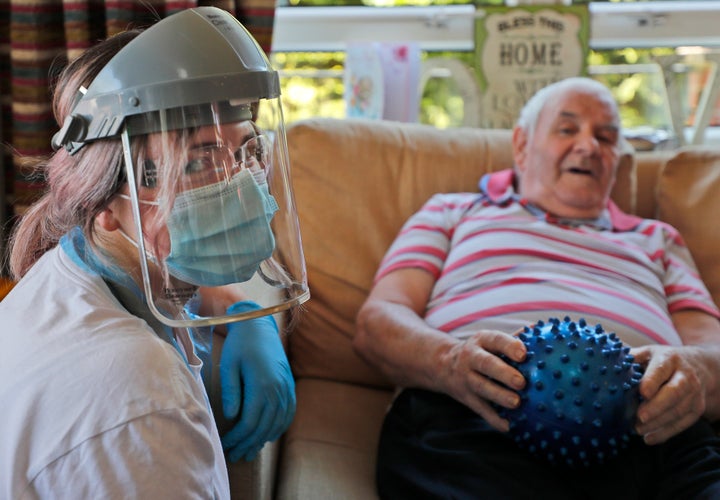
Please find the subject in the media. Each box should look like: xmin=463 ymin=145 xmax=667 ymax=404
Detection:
xmin=475 ymin=5 xmax=590 ymax=128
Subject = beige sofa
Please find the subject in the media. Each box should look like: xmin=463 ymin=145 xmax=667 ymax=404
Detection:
xmin=230 ymin=117 xmax=720 ymax=499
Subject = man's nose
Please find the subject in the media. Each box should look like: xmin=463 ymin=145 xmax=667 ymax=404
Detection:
xmin=574 ymin=132 xmax=600 ymax=154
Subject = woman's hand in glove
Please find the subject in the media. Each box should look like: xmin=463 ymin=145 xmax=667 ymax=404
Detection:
xmin=219 ymin=300 xmax=296 ymax=462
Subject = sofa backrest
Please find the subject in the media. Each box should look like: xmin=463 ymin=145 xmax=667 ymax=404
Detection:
xmin=656 ymin=147 xmax=720 ymax=309
xmin=286 ymin=118 xmax=635 ymax=388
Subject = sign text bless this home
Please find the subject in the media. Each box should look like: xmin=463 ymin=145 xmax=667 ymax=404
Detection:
xmin=497 ymin=15 xmax=566 ymax=68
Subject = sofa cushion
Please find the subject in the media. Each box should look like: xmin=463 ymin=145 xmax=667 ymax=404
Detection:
xmin=657 ymin=148 xmax=720 ymax=308
xmin=287 ymin=118 xmax=635 ymax=387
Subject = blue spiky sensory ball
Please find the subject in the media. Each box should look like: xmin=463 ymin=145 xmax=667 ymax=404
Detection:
xmin=499 ymin=317 xmax=644 ymax=468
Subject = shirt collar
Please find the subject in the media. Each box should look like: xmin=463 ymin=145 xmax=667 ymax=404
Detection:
xmin=478 ymin=169 xmax=643 ymax=231
xmin=60 ymin=226 xmax=181 ymax=351
xmin=60 ymin=226 xmax=141 ymax=294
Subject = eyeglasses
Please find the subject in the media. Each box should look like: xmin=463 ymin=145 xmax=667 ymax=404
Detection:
xmin=184 ymin=134 xmax=271 ymax=182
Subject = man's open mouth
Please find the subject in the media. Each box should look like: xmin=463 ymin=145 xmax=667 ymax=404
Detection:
xmin=566 ymin=167 xmax=594 ymax=176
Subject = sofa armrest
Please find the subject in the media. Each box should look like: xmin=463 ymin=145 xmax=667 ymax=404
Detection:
xmin=211 ymin=331 xmax=281 ymax=500
xmin=227 ymin=440 xmax=280 ymax=500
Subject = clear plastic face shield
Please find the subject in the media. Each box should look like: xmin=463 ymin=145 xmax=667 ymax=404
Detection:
xmin=52 ymin=8 xmax=309 ymax=326
xmin=121 ymin=98 xmax=307 ymax=327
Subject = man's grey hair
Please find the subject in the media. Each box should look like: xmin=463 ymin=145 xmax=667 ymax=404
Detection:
xmin=515 ymin=77 xmax=619 ymax=139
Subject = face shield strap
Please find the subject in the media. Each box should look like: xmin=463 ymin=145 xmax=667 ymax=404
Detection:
xmin=50 ymin=86 xmax=89 ymax=154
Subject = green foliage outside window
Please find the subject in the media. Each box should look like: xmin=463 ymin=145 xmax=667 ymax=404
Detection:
xmin=274 ymin=47 xmax=682 ymax=132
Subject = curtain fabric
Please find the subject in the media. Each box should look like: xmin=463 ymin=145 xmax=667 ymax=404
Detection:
xmin=0 ymin=0 xmax=276 ymax=228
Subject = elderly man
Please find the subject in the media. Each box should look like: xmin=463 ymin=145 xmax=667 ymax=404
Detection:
xmin=355 ymin=77 xmax=720 ymax=499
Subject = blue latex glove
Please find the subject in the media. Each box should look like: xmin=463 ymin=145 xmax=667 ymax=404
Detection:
xmin=219 ymin=301 xmax=296 ymax=462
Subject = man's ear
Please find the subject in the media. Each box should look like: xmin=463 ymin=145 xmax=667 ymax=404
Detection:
xmin=512 ymin=126 xmax=528 ymax=174
xmin=95 ymin=202 xmax=121 ymax=232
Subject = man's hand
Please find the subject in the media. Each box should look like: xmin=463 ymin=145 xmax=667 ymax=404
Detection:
xmin=631 ymin=345 xmax=707 ymax=445
xmin=439 ymin=330 xmax=527 ymax=432
xmin=219 ymin=301 xmax=296 ymax=462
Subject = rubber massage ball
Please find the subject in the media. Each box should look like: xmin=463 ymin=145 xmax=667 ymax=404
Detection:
xmin=499 ymin=317 xmax=644 ymax=467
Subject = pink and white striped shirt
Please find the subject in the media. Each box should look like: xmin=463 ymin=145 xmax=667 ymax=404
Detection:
xmin=376 ymin=169 xmax=719 ymax=347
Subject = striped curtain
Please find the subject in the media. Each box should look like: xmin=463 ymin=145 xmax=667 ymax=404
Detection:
xmin=0 ymin=0 xmax=276 ymax=229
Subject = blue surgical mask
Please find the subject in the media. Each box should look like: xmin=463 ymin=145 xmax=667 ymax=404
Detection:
xmin=164 ymin=169 xmax=279 ymax=286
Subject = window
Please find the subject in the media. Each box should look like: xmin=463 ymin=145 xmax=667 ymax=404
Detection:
xmin=271 ymin=1 xmax=720 ymax=146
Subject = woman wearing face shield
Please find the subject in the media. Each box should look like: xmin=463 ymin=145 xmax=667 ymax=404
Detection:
xmin=0 ymin=8 xmax=309 ymax=499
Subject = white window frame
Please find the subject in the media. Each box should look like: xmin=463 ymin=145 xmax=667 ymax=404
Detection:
xmin=273 ymin=2 xmax=720 ymax=53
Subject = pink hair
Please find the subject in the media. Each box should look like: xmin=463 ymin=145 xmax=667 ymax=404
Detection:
xmin=8 ymin=31 xmax=142 ymax=279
